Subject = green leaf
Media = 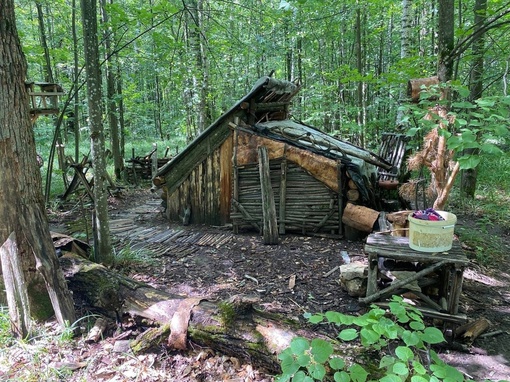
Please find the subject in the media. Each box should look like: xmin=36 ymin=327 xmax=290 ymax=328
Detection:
xmin=480 ymin=143 xmax=503 ymax=155
xmin=410 ymin=376 xmax=429 ymax=382
xmin=402 ymin=330 xmax=421 ymax=347
xmin=279 ymin=350 xmax=300 ymax=375
xmin=308 ymin=314 xmax=324 ymax=324
xmin=334 ymin=370 xmax=351 ymax=382
xmin=311 ymin=338 xmax=333 ymax=363
xmin=348 ymin=364 xmax=369 ymax=382
xmin=476 ymin=99 xmax=496 ymax=108
xmin=393 ymin=361 xmax=409 ymax=376
xmin=412 ymin=360 xmax=427 ymax=375
xmin=379 ymin=355 xmax=396 ymax=369
xmin=409 ymin=320 xmax=425 ymax=331
xmin=338 ymin=328 xmax=358 ymax=341
xmin=307 ymin=363 xmax=326 ymax=380
xmin=360 ymin=328 xmax=381 ymax=345
xmin=326 ymin=311 xmax=349 ymax=325
xmin=290 ymin=338 xmax=310 ymax=355
xmin=452 ymin=101 xmax=476 ymax=109
xmin=297 ymin=354 xmax=311 ymax=367
xmin=395 ymin=346 xmax=414 ymax=362
xmin=329 ymin=357 xmax=346 ymax=370
xmin=422 ymin=327 xmax=445 ymax=344
xmin=292 ymin=370 xmax=313 ymax=382
xmin=457 ymin=155 xmax=480 ymax=170
xmin=407 ymin=127 xmax=421 ymax=137
xmin=380 ymin=374 xmax=402 ymax=382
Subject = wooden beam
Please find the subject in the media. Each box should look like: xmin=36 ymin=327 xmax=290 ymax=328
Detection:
xmin=258 ymin=146 xmax=279 ymax=245
xmin=278 ymin=155 xmax=287 ymax=235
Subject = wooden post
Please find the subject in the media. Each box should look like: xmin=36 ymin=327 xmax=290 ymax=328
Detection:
xmin=232 ymin=124 xmax=239 ymax=234
xmin=337 ymin=162 xmax=344 ymax=236
xmin=56 ymin=143 xmax=68 ymax=188
xmin=151 ymin=143 xmax=158 ymax=179
xmin=258 ymin=146 xmax=279 ymax=245
xmin=0 ymin=232 xmax=31 ymax=337
xmin=279 ymin=154 xmax=287 ymax=235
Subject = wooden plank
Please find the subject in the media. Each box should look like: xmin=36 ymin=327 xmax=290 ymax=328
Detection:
xmin=365 ymin=234 xmax=469 ymax=265
xmin=279 ymin=156 xmax=287 ymax=235
xmin=258 ymin=146 xmax=279 ymax=245
xmin=232 ymin=199 xmax=261 ymax=232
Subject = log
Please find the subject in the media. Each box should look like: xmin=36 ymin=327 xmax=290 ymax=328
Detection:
xmin=342 ymin=203 xmax=379 ymax=232
xmin=455 ymin=318 xmax=491 ymax=342
xmin=59 ymin=254 xmax=333 ymax=373
xmin=258 ymin=146 xmax=279 ymax=244
xmin=347 ymin=179 xmax=358 ymax=190
xmin=0 ymin=232 xmax=31 ymax=337
xmin=346 ymin=189 xmax=360 ymax=202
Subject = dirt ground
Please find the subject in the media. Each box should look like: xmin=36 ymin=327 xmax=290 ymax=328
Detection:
xmin=31 ymin=188 xmax=510 ymax=381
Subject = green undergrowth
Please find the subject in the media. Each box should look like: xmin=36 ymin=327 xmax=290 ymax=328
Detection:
xmin=113 ymin=243 xmax=158 ymax=269
xmin=276 ymin=296 xmax=505 ymax=382
xmin=448 ymin=154 xmax=510 ymax=266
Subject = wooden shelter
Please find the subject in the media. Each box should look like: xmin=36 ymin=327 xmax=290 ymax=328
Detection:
xmin=154 ymin=76 xmax=392 ymax=236
xmin=25 ymin=81 xmax=64 ymax=122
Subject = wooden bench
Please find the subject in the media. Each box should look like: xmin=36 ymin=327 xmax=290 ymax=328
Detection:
xmin=360 ymin=234 xmax=469 ymax=323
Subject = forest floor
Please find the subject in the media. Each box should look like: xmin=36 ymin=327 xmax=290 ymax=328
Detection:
xmin=2 ymin=187 xmax=510 ymax=381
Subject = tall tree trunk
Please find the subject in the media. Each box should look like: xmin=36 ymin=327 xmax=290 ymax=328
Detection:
xmin=461 ymin=0 xmax=487 ymax=198
xmin=35 ymin=1 xmax=54 ymax=83
xmin=0 ymin=0 xmax=76 ymax=335
xmin=396 ymin=0 xmax=413 ymax=127
xmin=101 ymin=0 xmax=123 ymax=180
xmin=116 ymin=59 xmax=126 ymax=159
xmin=80 ymin=0 xmax=115 ymax=266
xmin=355 ymin=3 xmax=365 ymax=148
xmin=437 ymin=0 xmax=454 ymax=82
xmin=72 ymin=0 xmax=81 ymax=163
xmin=432 ymin=0 xmax=457 ymax=210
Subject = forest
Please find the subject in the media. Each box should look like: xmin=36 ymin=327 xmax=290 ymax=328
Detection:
xmin=1 ymin=0 xmax=510 ymax=381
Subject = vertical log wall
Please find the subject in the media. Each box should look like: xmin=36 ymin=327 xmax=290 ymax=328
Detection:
xmin=166 ymin=137 xmax=232 ymax=226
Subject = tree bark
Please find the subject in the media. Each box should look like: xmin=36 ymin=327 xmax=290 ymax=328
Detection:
xmin=461 ymin=0 xmax=487 ymax=199
xmin=59 ymin=254 xmax=335 ymax=373
xmin=437 ymin=0 xmax=455 ymax=82
xmin=81 ymin=0 xmax=115 ymax=265
xmin=0 ymin=0 xmax=76 ymax=333
xmin=101 ymin=0 xmax=124 ymax=181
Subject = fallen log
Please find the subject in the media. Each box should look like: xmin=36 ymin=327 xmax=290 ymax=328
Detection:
xmin=59 ymin=254 xmax=335 ymax=373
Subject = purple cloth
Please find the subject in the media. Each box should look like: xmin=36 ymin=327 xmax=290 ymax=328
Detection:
xmin=412 ymin=208 xmax=444 ymax=221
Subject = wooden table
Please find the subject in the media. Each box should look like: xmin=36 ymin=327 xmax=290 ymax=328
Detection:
xmin=360 ymin=234 xmax=470 ymax=321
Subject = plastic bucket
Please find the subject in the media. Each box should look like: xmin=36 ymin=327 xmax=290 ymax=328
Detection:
xmin=408 ymin=211 xmax=456 ymax=252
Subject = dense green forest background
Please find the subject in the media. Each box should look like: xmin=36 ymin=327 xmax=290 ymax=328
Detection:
xmin=15 ymin=0 xmax=510 ymax=190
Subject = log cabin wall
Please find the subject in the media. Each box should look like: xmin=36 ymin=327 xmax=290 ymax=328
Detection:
xmin=231 ymin=159 xmax=341 ymax=235
xmin=166 ymin=135 xmax=233 ymax=225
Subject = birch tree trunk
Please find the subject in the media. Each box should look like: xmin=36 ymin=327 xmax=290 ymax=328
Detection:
xmin=81 ymin=0 xmax=115 ymax=265
xmin=0 ymin=0 xmax=76 ymax=334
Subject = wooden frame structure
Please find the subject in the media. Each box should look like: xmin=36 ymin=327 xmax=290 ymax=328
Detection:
xmin=360 ymin=234 xmax=469 ymax=323
xmin=153 ymin=76 xmax=394 ymax=236
xmin=25 ymin=81 xmax=64 ymax=122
